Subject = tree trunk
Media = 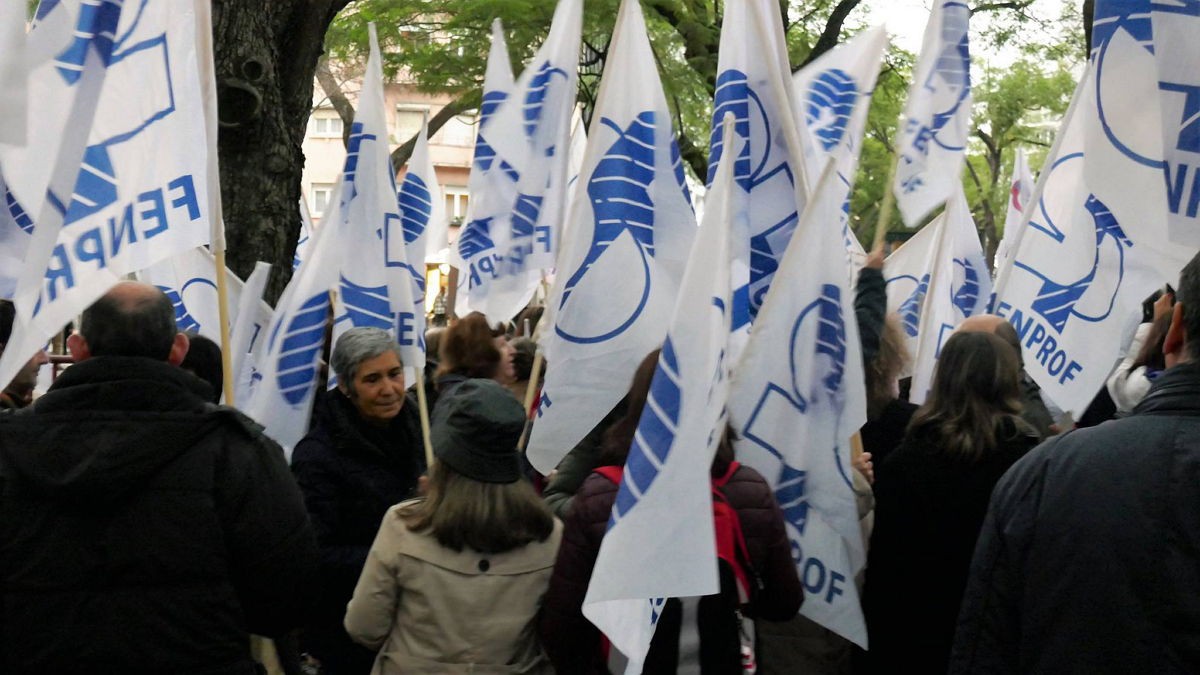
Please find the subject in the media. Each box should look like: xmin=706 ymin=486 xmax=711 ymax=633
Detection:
xmin=212 ymin=0 xmax=351 ymax=303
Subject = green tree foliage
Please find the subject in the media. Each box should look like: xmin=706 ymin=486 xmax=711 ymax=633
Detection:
xmin=319 ymin=0 xmax=1078 ymax=264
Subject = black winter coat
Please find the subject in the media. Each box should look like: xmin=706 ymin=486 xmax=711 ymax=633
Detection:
xmin=540 ymin=463 xmax=802 ymax=674
xmin=291 ymin=389 xmax=426 ymax=673
xmin=863 ymin=418 xmax=1036 ymax=673
xmin=0 ymin=357 xmax=318 ymax=675
xmin=950 ymin=362 xmax=1200 ymax=674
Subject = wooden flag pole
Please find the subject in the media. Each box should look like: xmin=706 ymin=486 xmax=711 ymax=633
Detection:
xmin=517 ymin=349 xmax=544 ymax=452
xmin=214 ymin=248 xmax=236 ymax=406
xmin=872 ymin=152 xmax=901 ymax=253
xmin=415 ymin=373 xmax=435 ymax=469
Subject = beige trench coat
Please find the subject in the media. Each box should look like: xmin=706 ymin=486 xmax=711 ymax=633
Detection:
xmin=345 ymin=501 xmax=563 ymax=674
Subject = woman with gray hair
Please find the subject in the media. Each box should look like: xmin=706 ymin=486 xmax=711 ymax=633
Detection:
xmin=292 ymin=327 xmax=427 ymax=674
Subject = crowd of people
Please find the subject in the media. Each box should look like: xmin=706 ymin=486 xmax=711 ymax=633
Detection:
xmin=0 ymin=249 xmax=1198 ymax=674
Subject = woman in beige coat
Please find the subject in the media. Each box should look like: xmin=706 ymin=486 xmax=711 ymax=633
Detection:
xmin=344 ymin=379 xmax=562 ymax=674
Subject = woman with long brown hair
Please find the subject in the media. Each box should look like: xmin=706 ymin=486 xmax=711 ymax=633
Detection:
xmin=863 ymin=330 xmax=1039 ymax=672
xmin=344 ymin=379 xmax=561 ymax=673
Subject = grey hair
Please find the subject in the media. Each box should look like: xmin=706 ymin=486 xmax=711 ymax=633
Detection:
xmin=331 ymin=327 xmax=403 ymax=394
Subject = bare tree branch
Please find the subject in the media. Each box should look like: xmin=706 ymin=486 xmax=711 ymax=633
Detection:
xmin=389 ymin=95 xmax=477 ymax=172
xmin=315 ymin=56 xmax=357 ymax=147
xmin=799 ymin=0 xmax=864 ymax=69
xmin=971 ymin=1 xmax=1034 ymax=15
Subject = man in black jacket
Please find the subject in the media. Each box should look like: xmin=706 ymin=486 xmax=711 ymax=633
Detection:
xmin=950 ymin=252 xmax=1200 ymax=673
xmin=0 ymin=282 xmax=319 ymax=674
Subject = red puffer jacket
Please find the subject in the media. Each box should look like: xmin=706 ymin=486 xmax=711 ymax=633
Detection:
xmin=538 ymin=463 xmax=802 ymax=674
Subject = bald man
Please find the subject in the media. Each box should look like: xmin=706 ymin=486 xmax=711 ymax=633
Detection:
xmin=0 ymin=282 xmax=318 ymax=673
xmin=956 ymin=313 xmax=1057 ymax=438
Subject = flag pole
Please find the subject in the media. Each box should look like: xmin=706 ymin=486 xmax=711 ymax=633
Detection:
xmin=872 ymin=152 xmax=900 ymax=252
xmin=214 ymin=248 xmax=236 ymax=405
xmin=415 ymin=372 xmax=435 ymax=468
xmin=518 ymin=349 xmax=544 ymax=451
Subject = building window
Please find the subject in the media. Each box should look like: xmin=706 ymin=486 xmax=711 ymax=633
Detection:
xmin=310 ymin=111 xmax=343 ymax=138
xmin=395 ymin=107 xmax=428 ymax=143
xmin=444 ymin=188 xmax=469 ymax=220
xmin=434 ymin=113 xmax=476 ymax=147
xmin=311 ymin=184 xmax=334 ymax=216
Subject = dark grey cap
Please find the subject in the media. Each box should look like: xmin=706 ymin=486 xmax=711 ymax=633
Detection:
xmin=431 ymin=378 xmax=525 ymax=484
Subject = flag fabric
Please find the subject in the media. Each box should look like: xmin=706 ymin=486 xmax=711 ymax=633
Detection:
xmin=136 ymin=246 xmax=246 ymax=343
xmin=993 ymin=12 xmax=1196 ymax=413
xmin=0 ymin=168 xmax=33 ymax=298
xmin=729 ymin=161 xmax=869 ymax=647
xmin=889 ymin=183 xmax=991 ymax=404
xmin=450 ymin=19 xmax=531 ymax=324
xmin=488 ymin=0 xmax=581 ymax=279
xmin=0 ymin=1 xmax=28 ymax=146
xmin=708 ymin=0 xmax=809 ymax=331
xmin=582 ymin=113 xmax=734 ymax=675
xmin=241 ymin=202 xmax=339 ymax=453
xmin=894 ymin=0 xmax=972 ymax=227
xmin=229 ymin=261 xmax=272 ymax=406
xmin=793 ymin=25 xmax=889 ymax=264
xmin=1149 ymin=2 xmax=1200 ymax=246
xmin=993 ymin=147 xmax=1034 ymax=274
xmin=326 ymin=24 xmax=423 ymax=372
xmin=526 ymin=0 xmax=696 ymax=474
xmin=0 ymin=0 xmax=214 ymax=391
xmin=392 ymin=123 xmax=445 ymax=355
xmin=293 ymin=196 xmax=314 ymax=271
xmin=134 ymin=246 xmax=272 ymax=350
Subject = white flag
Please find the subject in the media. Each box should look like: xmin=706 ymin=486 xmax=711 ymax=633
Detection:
xmin=450 ymin=19 xmax=531 ymax=324
xmin=0 ymin=0 xmax=213 ymax=390
xmin=730 ymin=162 xmax=869 ymax=647
xmin=583 ymin=114 xmax=734 ymax=675
xmin=1149 ymin=2 xmax=1200 ymax=246
xmin=899 ymin=183 xmax=991 ymax=404
xmin=0 ymin=0 xmax=28 ymax=146
xmin=391 ymin=123 xmax=445 ymax=359
xmin=993 ymin=147 xmax=1034 ymax=275
xmin=0 ymin=168 xmax=33 ymax=298
xmin=242 ymin=228 xmax=336 ymax=453
xmin=136 ymin=246 xmax=246 ymax=344
xmin=993 ymin=17 xmax=1196 ymax=413
xmin=708 ymin=0 xmax=808 ymax=330
xmin=293 ymin=196 xmax=314 ymax=271
xmin=326 ymin=25 xmax=423 ymax=371
xmin=527 ymin=0 xmax=696 ymax=473
xmin=894 ymin=0 xmax=972 ymax=227
xmin=794 ymin=25 xmax=889 ymax=265
xmin=489 ymin=0 xmax=581 ymax=277
xmin=230 ymin=261 xmax=272 ymax=406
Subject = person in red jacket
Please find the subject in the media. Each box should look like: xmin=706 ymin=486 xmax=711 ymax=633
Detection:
xmin=539 ymin=349 xmax=803 ymax=674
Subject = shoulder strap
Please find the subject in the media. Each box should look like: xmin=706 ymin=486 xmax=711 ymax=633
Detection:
xmin=712 ymin=460 xmax=740 ymax=489
xmin=594 ymin=465 xmax=624 ymax=484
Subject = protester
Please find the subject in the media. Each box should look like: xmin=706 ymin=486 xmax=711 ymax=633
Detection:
xmin=0 ymin=282 xmax=318 ymax=673
xmin=506 ymin=335 xmax=539 ymax=405
xmin=950 ymin=252 xmax=1200 ymax=672
xmin=956 ymin=313 xmax=1057 ymax=438
xmin=540 ymin=349 xmax=802 ymax=673
xmin=180 ymin=331 xmax=224 ymax=404
xmin=291 ymin=327 xmax=426 ymax=674
xmin=0 ymin=299 xmax=50 ymax=410
xmin=863 ymin=331 xmax=1038 ymax=673
xmin=433 ymin=312 xmax=516 ymax=411
xmin=541 ymin=398 xmax=628 ymax=518
xmin=1106 ymin=289 xmax=1174 ymax=415
xmin=344 ymin=378 xmax=561 ymax=673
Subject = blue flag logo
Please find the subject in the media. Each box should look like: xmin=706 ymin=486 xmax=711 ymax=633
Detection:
xmin=805 ymin=69 xmax=859 ymax=152
xmin=610 ymin=337 xmax=682 ymax=529
xmin=274 ymin=292 xmax=330 ymax=406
